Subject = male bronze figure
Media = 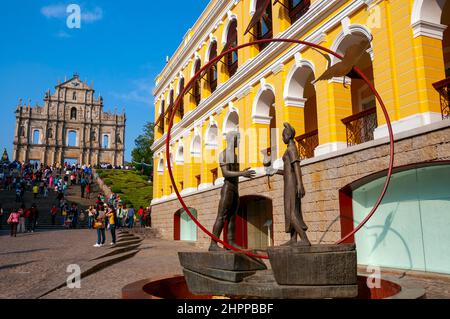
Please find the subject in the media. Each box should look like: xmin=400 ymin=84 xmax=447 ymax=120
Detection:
xmin=209 ymin=131 xmax=256 ymax=251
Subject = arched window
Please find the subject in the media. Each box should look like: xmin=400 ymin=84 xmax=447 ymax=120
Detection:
xmin=205 ymin=124 xmax=219 ymax=148
xmin=166 ymin=89 xmax=174 ymax=126
xmin=224 ymin=19 xmax=238 ymax=77
xmin=19 ymin=126 xmax=25 ymax=137
xmin=157 ymin=157 xmax=164 ymax=174
xmin=176 ymin=144 xmax=184 ymax=164
xmin=32 ymin=130 xmax=40 ymax=144
xmin=178 ymin=77 xmax=185 ymax=118
xmin=287 ymin=0 xmax=311 ymax=24
xmin=67 ymin=130 xmax=77 ymax=147
xmin=191 ymin=133 xmax=201 ymax=157
xmin=158 ymin=100 xmax=165 ymax=134
xmin=193 ymin=59 xmax=202 ymax=106
xmin=73 ymin=91 xmax=77 ymax=101
xmin=103 ymin=135 xmax=110 ymax=149
xmin=208 ymin=41 xmax=218 ymax=93
xmin=70 ymin=107 xmax=77 ymax=120
xmin=245 ymin=0 xmax=272 ymax=51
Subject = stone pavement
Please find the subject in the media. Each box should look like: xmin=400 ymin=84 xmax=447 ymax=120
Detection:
xmin=0 ymin=229 xmax=106 ymax=298
xmin=2 ymin=227 xmax=450 ymax=299
xmin=43 ymin=238 xmax=201 ymax=299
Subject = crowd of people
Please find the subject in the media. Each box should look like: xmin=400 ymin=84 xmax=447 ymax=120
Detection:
xmin=0 ymin=161 xmax=95 ymax=236
xmin=0 ymin=161 xmax=153 ymax=246
xmin=87 ymin=192 xmax=152 ymax=247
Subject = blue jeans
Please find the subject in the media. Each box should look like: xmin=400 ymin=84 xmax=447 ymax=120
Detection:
xmin=110 ymin=224 xmax=116 ymax=244
xmin=97 ymin=228 xmax=106 ymax=245
xmin=128 ymin=216 xmax=134 ymax=228
xmin=88 ymin=216 xmax=94 ymax=229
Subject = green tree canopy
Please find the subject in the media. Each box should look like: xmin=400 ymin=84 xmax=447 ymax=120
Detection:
xmin=131 ymin=122 xmax=154 ymax=176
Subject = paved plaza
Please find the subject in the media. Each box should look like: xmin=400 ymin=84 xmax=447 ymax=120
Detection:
xmin=0 ymin=228 xmax=450 ymax=299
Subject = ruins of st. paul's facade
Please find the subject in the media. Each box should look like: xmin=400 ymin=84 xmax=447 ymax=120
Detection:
xmin=13 ymin=74 xmax=126 ymax=166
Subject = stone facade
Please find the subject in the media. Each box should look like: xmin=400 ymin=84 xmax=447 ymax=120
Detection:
xmin=13 ymin=74 xmax=126 ymax=166
xmin=151 ymin=120 xmax=450 ymax=248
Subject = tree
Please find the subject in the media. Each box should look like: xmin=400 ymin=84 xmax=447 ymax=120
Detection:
xmin=131 ymin=122 xmax=154 ymax=176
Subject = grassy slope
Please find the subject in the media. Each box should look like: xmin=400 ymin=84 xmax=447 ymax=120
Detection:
xmin=96 ymin=169 xmax=153 ymax=209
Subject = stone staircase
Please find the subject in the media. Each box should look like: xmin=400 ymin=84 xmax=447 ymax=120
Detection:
xmin=0 ymin=181 xmax=99 ymax=230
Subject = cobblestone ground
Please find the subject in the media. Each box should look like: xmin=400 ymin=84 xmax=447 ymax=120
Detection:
xmin=43 ymin=237 xmax=201 ymax=299
xmin=0 ymin=229 xmax=105 ymax=298
xmin=2 ymin=227 xmax=450 ymax=299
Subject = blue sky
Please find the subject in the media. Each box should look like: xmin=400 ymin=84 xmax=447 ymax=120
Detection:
xmin=0 ymin=0 xmax=209 ymax=162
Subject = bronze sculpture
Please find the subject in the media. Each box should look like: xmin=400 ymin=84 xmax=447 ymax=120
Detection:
xmin=268 ymin=123 xmax=311 ymax=246
xmin=209 ymin=131 xmax=256 ymax=251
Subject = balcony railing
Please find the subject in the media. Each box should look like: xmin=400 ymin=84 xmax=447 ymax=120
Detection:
xmin=341 ymin=107 xmax=377 ymax=147
xmin=295 ymin=129 xmax=318 ymax=160
xmin=432 ymin=77 xmax=450 ymax=120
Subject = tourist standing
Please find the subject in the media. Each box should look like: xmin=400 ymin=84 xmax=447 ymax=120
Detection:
xmin=127 ymin=206 xmax=135 ymax=229
xmin=50 ymin=205 xmax=58 ymax=226
xmin=17 ymin=205 xmax=26 ymax=233
xmin=94 ymin=208 xmax=106 ymax=247
xmin=80 ymin=177 xmax=86 ymax=198
xmin=106 ymin=208 xmax=117 ymax=245
xmin=137 ymin=206 xmax=145 ymax=228
xmin=117 ymin=204 xmax=125 ymax=228
xmin=33 ymin=183 xmax=39 ymax=199
xmin=86 ymin=182 xmax=91 ymax=199
xmin=70 ymin=203 xmax=79 ymax=229
xmin=30 ymin=204 xmax=39 ymax=232
xmin=87 ymin=206 xmax=96 ymax=229
xmin=7 ymin=209 xmax=20 ymax=237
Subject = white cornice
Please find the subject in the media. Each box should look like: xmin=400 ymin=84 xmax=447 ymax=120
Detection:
xmin=154 ymin=0 xmax=236 ymax=97
xmin=412 ymin=20 xmax=447 ymax=40
xmin=151 ymin=0 xmax=366 ymax=154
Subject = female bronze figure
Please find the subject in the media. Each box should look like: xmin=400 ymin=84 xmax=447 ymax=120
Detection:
xmin=270 ymin=123 xmax=311 ymax=246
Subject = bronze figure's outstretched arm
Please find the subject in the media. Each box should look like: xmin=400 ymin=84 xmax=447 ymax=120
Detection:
xmin=221 ymin=164 xmax=256 ymax=179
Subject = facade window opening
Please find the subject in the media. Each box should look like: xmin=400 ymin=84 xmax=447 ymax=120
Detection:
xmin=70 ymin=107 xmax=77 ymax=120
xmin=65 ymin=130 xmax=76 ymax=147
xmin=178 ymin=78 xmax=185 ymax=118
xmin=287 ymin=0 xmax=311 ymax=24
xmin=244 ymin=0 xmax=272 ymax=51
xmin=32 ymin=130 xmax=40 ymax=145
xmin=73 ymin=91 xmax=77 ymax=101
xmin=193 ymin=60 xmax=202 ymax=106
xmin=19 ymin=126 xmax=25 ymax=137
xmin=103 ymin=134 xmax=109 ymax=149
xmin=68 ymin=130 xmax=77 ymax=147
xmin=222 ymin=19 xmax=238 ymax=77
xmin=208 ymin=41 xmax=218 ymax=93
xmin=47 ymin=128 xmax=53 ymax=139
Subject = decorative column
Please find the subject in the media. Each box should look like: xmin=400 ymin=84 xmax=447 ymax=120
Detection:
xmin=314 ymin=78 xmax=352 ymax=156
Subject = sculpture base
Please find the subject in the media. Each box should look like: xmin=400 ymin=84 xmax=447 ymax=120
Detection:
xmin=183 ymin=269 xmax=358 ymax=299
xmin=267 ymin=244 xmax=357 ymax=286
xmin=178 ymin=251 xmax=266 ymax=283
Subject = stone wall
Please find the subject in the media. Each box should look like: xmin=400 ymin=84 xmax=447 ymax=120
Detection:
xmin=151 ymin=120 xmax=450 ymax=248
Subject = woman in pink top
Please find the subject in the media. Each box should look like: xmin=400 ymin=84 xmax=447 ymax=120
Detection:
xmin=8 ymin=209 xmax=20 ymax=237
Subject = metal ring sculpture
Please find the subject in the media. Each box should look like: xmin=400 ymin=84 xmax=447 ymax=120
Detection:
xmin=165 ymin=38 xmax=395 ymax=259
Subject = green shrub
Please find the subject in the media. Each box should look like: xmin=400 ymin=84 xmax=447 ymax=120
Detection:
xmin=111 ymin=186 xmax=123 ymax=194
xmin=104 ymin=178 xmax=113 ymax=186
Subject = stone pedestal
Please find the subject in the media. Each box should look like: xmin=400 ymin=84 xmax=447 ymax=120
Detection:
xmin=178 ymin=251 xmax=266 ymax=283
xmin=267 ymin=244 xmax=357 ymax=286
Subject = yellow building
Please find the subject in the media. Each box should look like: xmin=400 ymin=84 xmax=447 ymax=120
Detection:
xmin=151 ymin=0 xmax=450 ymax=274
